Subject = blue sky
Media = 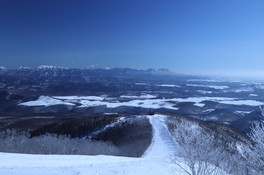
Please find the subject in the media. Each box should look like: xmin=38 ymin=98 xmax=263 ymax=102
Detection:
xmin=0 ymin=0 xmax=264 ymax=77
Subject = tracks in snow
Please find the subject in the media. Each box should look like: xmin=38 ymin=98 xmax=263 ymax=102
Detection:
xmin=143 ymin=115 xmax=178 ymax=160
xmin=0 ymin=115 xmax=181 ymax=175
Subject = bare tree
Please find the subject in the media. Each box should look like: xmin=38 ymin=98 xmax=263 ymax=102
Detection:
xmin=170 ymin=120 xmax=228 ymax=175
xmin=0 ymin=130 xmax=120 ymax=155
xmin=241 ymin=116 xmax=264 ymax=175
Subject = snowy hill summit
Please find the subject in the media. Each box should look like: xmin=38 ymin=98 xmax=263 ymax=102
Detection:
xmin=0 ymin=114 xmax=251 ymax=175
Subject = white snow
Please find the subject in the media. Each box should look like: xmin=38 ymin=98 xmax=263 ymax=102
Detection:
xmin=196 ymin=90 xmax=213 ymax=94
xmin=203 ymin=109 xmax=215 ymax=114
xmin=0 ymin=115 xmax=185 ymax=175
xmin=233 ymin=87 xmax=254 ymax=93
xmin=18 ymin=67 xmax=32 ymax=70
xmin=143 ymin=115 xmax=179 ymax=159
xmin=255 ymin=84 xmax=264 ymax=90
xmin=250 ymin=94 xmax=258 ymax=97
xmin=187 ymin=78 xmax=242 ymax=83
xmin=236 ymin=143 xmax=245 ymax=156
xmin=186 ymin=84 xmax=229 ymax=90
xmin=19 ymin=96 xmax=179 ymax=110
xmin=170 ymin=97 xmax=236 ymax=107
xmin=37 ymin=65 xmax=68 ymax=70
xmin=97 ymin=99 xmax=179 ymax=110
xmin=219 ymin=100 xmax=264 ymax=106
xmin=19 ymin=96 xmax=75 ymax=107
xmin=156 ymin=84 xmax=181 ymax=88
xmin=120 ymin=94 xmax=157 ymax=99
xmin=193 ymin=103 xmax=205 ymax=107
xmin=170 ymin=96 xmax=264 ymax=107
xmin=187 ymin=79 xmax=225 ymax=82
xmin=53 ymin=96 xmax=105 ymax=101
xmin=19 ymin=95 xmax=264 ymax=110
xmin=0 ymin=115 xmax=230 ymax=175
xmin=135 ymin=83 xmax=147 ymax=86
xmin=235 ymin=110 xmax=252 ymax=115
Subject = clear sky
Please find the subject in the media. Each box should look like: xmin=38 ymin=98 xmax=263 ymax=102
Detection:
xmin=0 ymin=0 xmax=264 ymax=77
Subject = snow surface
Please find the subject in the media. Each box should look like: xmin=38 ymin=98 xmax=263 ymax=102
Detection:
xmin=219 ymin=100 xmax=264 ymax=106
xmin=193 ymin=103 xmax=205 ymax=107
xmin=37 ymin=65 xmax=68 ymax=70
xmin=249 ymin=94 xmax=258 ymax=97
xmin=203 ymin=109 xmax=215 ymax=114
xmin=19 ymin=96 xmax=75 ymax=107
xmin=196 ymin=90 xmax=213 ymax=94
xmin=233 ymin=87 xmax=254 ymax=93
xmin=18 ymin=67 xmax=32 ymax=70
xmin=143 ymin=115 xmax=179 ymax=159
xmin=19 ymin=96 xmax=179 ymax=110
xmin=0 ymin=115 xmax=186 ymax=175
xmin=255 ymin=84 xmax=264 ymax=90
xmin=135 ymin=83 xmax=147 ymax=86
xmin=187 ymin=79 xmax=226 ymax=82
xmin=156 ymin=84 xmax=181 ymax=88
xmin=120 ymin=94 xmax=157 ymax=99
xmin=77 ymin=99 xmax=179 ymax=110
xmin=53 ymin=96 xmax=105 ymax=101
xmin=186 ymin=84 xmax=229 ymax=90
xmin=187 ymin=78 xmax=242 ymax=83
xmin=19 ymin=95 xmax=264 ymax=109
xmin=170 ymin=97 xmax=236 ymax=107
xmin=235 ymin=110 xmax=252 ymax=115
xmin=0 ymin=115 xmax=229 ymax=175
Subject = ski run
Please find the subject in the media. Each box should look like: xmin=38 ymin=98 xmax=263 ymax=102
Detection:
xmin=0 ymin=115 xmax=221 ymax=175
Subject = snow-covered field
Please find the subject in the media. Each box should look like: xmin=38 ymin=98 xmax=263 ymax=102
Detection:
xmin=186 ymin=84 xmax=229 ymax=89
xmin=0 ymin=115 xmax=185 ymax=175
xmin=18 ymin=95 xmax=264 ymax=109
xmin=120 ymin=94 xmax=157 ymax=99
xmin=156 ymin=84 xmax=181 ymax=88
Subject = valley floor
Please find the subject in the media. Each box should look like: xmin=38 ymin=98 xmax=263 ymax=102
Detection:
xmin=0 ymin=115 xmax=186 ymax=175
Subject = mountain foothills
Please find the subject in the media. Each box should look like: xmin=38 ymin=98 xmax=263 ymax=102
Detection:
xmin=0 ymin=66 xmax=264 ymax=174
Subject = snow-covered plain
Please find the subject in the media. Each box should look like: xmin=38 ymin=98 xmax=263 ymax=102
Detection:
xmin=120 ymin=94 xmax=157 ymax=99
xmin=19 ymin=95 xmax=264 ymax=109
xmin=249 ymin=94 xmax=258 ymax=97
xmin=0 ymin=115 xmax=185 ymax=175
xmin=156 ymin=84 xmax=181 ymax=88
xmin=196 ymin=90 xmax=213 ymax=94
xmin=135 ymin=83 xmax=147 ymax=86
xmin=186 ymin=84 xmax=229 ymax=90
xmin=235 ymin=110 xmax=252 ymax=115
xmin=19 ymin=96 xmax=76 ymax=106
xmin=219 ymin=100 xmax=264 ymax=106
